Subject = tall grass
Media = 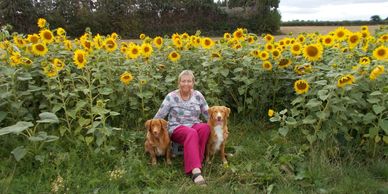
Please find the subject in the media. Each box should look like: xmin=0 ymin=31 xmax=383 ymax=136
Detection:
xmin=1 ymin=120 xmax=386 ymax=193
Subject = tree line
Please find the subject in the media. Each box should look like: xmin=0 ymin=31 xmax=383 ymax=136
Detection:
xmin=0 ymin=0 xmax=281 ymax=38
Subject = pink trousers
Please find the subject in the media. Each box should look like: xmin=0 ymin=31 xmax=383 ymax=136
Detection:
xmin=171 ymin=123 xmax=210 ymax=174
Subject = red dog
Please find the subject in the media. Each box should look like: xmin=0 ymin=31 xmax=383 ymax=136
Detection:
xmin=206 ymin=106 xmax=230 ymax=164
xmin=144 ymin=118 xmax=172 ymax=165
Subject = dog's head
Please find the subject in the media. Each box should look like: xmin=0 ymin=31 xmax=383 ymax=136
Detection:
xmin=208 ymin=106 xmax=230 ymax=124
xmin=145 ymin=118 xmax=168 ymax=138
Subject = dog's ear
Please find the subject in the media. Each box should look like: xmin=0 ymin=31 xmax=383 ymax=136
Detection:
xmin=208 ymin=106 xmax=214 ymax=116
xmin=225 ymin=107 xmax=231 ymax=117
xmin=145 ymin=119 xmax=152 ymax=131
xmin=160 ymin=119 xmax=168 ymax=131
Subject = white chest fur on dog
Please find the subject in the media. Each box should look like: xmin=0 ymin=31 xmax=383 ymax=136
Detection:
xmin=213 ymin=125 xmax=224 ymax=151
xmin=156 ymin=147 xmax=164 ymax=156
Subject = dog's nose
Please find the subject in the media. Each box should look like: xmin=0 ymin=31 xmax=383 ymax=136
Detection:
xmin=217 ymin=116 xmax=222 ymax=121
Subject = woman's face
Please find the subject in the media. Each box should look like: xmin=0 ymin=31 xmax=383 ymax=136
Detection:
xmin=179 ymin=74 xmax=194 ymax=93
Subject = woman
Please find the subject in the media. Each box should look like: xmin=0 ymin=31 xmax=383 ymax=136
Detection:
xmin=154 ymin=70 xmax=210 ymax=186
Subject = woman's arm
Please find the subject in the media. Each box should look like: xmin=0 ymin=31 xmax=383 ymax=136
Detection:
xmin=198 ymin=91 xmax=209 ymax=121
xmin=154 ymin=94 xmax=171 ymax=119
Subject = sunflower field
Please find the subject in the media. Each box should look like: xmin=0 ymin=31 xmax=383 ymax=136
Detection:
xmin=0 ymin=19 xmax=388 ymax=192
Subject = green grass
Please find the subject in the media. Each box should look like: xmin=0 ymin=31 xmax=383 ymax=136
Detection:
xmin=0 ymin=120 xmax=387 ymax=193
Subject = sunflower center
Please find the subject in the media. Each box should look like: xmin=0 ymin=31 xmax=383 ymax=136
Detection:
xmin=293 ymin=45 xmax=300 ymax=51
xmin=377 ymin=49 xmax=386 ymax=56
xmin=307 ymin=46 xmax=318 ymax=56
xmin=337 ymin=32 xmax=344 ymax=37
xmin=350 ymin=36 xmax=358 ymax=43
xmin=297 ymin=82 xmax=306 ymax=90
xmin=279 ymin=59 xmax=289 ymax=66
xmin=77 ymin=54 xmax=84 ymax=63
xmin=36 ymin=44 xmax=44 ymax=51
xmin=44 ymin=32 xmax=52 ymax=40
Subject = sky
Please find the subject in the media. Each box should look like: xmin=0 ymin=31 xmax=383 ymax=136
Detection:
xmin=278 ymin=0 xmax=388 ymax=21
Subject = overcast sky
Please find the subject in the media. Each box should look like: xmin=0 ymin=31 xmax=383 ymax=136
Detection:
xmin=278 ymin=0 xmax=388 ymax=21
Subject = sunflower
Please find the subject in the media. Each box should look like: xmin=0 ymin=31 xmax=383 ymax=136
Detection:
xmin=63 ymin=40 xmax=72 ymax=51
xmin=173 ymin=38 xmax=183 ymax=49
xmin=294 ymin=80 xmax=309 ymax=94
xmin=53 ymin=58 xmax=65 ymax=71
xmin=190 ymin=36 xmax=200 ymax=47
xmin=153 ymin=36 xmax=163 ymax=49
xmin=13 ymin=36 xmax=26 ymax=48
xmin=43 ymin=64 xmax=58 ymax=78
xmin=93 ymin=34 xmax=103 ymax=49
xmin=104 ymin=37 xmax=117 ymax=52
xmin=73 ymin=49 xmax=87 ymax=69
xmin=268 ymin=109 xmax=275 ymax=117
xmin=21 ymin=57 xmax=33 ymax=66
xmin=9 ymin=54 xmax=21 ymax=66
xmin=359 ymin=56 xmax=371 ymax=65
xmin=120 ymin=71 xmax=134 ymax=85
xmin=264 ymin=34 xmax=274 ymax=42
xmin=181 ymin=33 xmax=189 ymax=40
xmin=262 ymin=61 xmax=272 ymax=71
xmin=223 ymin=33 xmax=231 ymax=40
xmin=40 ymin=29 xmax=54 ymax=43
xmin=31 ymin=43 xmax=48 ymax=56
xmin=172 ymin=33 xmax=180 ymax=41
xmin=27 ymin=34 xmax=40 ymax=44
xmin=278 ymin=58 xmax=292 ymax=68
xmin=290 ymin=42 xmax=302 ymax=55
xmin=337 ymin=74 xmax=355 ymax=88
xmin=37 ymin=18 xmax=46 ymax=28
xmin=211 ymin=51 xmax=221 ymax=59
xmin=251 ymin=50 xmax=260 ymax=58
xmin=303 ymin=43 xmax=323 ymax=62
xmin=378 ymin=34 xmax=388 ymax=42
xmin=141 ymin=43 xmax=153 ymax=58
xmin=294 ymin=64 xmax=312 ymax=75
xmin=139 ymin=33 xmax=146 ymax=40
xmin=369 ymin=65 xmax=385 ymax=80
xmin=247 ymin=35 xmax=255 ymax=44
xmin=272 ymin=49 xmax=281 ymax=59
xmin=168 ymin=51 xmax=181 ymax=62
xmin=232 ymin=43 xmax=242 ymax=50
xmin=259 ymin=51 xmax=269 ymax=61
xmin=361 ymin=26 xmax=368 ymax=31
xmin=127 ymin=44 xmax=141 ymax=59
xmin=322 ymin=35 xmax=334 ymax=47
xmin=297 ymin=35 xmax=305 ymax=43
xmin=56 ymin=27 xmax=66 ymax=37
xmin=334 ymin=27 xmax=349 ymax=41
xmin=347 ymin=32 xmax=361 ymax=49
xmin=233 ymin=28 xmax=245 ymax=40
xmin=372 ymin=46 xmax=388 ymax=60
xmin=201 ymin=37 xmax=214 ymax=49
xmin=81 ymin=39 xmax=93 ymax=51
xmin=265 ymin=43 xmax=274 ymax=51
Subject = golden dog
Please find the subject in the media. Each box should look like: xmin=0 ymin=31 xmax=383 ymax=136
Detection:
xmin=144 ymin=118 xmax=172 ymax=165
xmin=206 ymin=106 xmax=230 ymax=164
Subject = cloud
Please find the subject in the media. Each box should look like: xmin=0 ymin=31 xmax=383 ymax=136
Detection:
xmin=279 ymin=1 xmax=388 ymax=21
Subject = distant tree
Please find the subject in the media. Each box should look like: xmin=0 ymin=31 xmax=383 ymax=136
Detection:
xmin=370 ymin=15 xmax=382 ymax=23
xmin=0 ymin=0 xmax=37 ymax=33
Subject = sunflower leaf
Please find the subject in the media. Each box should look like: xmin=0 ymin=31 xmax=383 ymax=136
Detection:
xmin=11 ymin=146 xmax=27 ymax=161
xmin=306 ymin=99 xmax=322 ymax=109
xmin=278 ymin=127 xmax=289 ymax=136
xmin=372 ymin=105 xmax=385 ymax=114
